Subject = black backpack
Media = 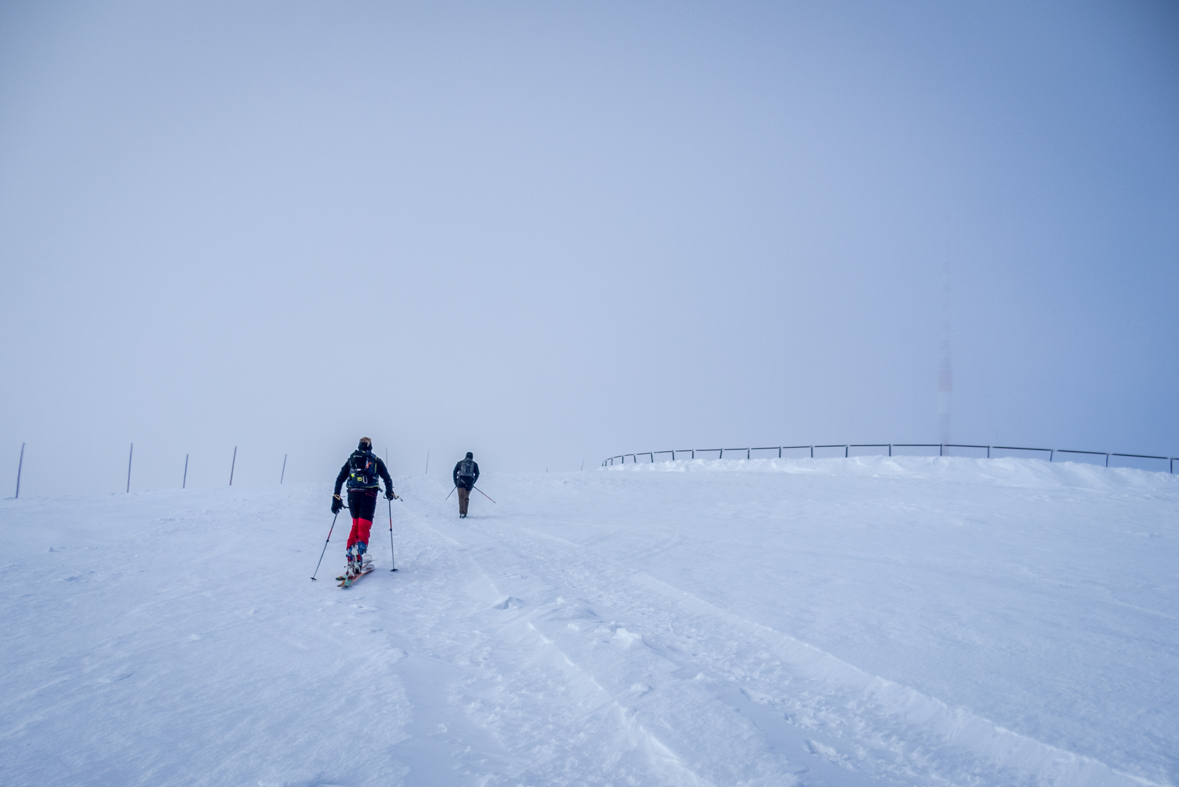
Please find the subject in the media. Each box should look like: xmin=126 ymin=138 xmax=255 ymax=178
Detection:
xmin=457 ymin=459 xmax=476 ymax=479
xmin=348 ymin=451 xmax=379 ymax=488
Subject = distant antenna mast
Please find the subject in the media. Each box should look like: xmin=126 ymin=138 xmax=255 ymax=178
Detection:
xmin=938 ymin=234 xmax=952 ymax=446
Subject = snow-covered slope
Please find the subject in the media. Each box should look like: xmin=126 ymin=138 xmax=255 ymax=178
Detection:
xmin=1 ymin=457 xmax=1175 ymax=786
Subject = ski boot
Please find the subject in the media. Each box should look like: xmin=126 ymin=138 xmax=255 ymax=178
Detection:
xmin=336 ymin=559 xmax=358 ymax=582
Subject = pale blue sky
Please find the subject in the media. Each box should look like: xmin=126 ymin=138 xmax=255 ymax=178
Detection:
xmin=2 ymin=1 xmax=1177 ymax=495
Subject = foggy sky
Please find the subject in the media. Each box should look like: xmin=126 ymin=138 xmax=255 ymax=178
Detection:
xmin=3 ymin=0 xmax=1178 ymax=497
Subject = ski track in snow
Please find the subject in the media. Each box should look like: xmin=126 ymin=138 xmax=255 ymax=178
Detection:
xmin=1 ymin=456 xmax=1176 ymax=786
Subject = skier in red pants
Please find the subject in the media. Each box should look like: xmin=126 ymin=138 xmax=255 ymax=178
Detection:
xmin=332 ymin=437 xmax=396 ymax=578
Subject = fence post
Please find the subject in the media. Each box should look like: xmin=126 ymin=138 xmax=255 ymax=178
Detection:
xmin=778 ymin=446 xmax=782 ymax=458
xmin=939 ymin=444 xmax=943 ymax=457
xmin=747 ymin=448 xmax=751 ymax=460
xmin=692 ymin=449 xmax=695 ymax=459
xmin=1105 ymin=453 xmax=1109 ymax=467
xmin=810 ymin=446 xmax=814 ymax=458
xmin=888 ymin=444 xmax=892 ymax=457
xmin=281 ymin=454 xmax=287 ymax=484
xmin=229 ymin=446 xmax=237 ymax=486
xmin=183 ymin=454 xmax=189 ymax=489
xmin=845 ymin=445 xmax=848 ymax=458
xmin=1050 ymin=450 xmax=1054 ymax=462
xmin=14 ymin=442 xmax=25 ymax=499
xmin=719 ymin=449 xmax=723 ymax=459
xmin=987 ymin=446 xmax=991 ymax=458
xmin=126 ymin=443 xmax=133 ymax=493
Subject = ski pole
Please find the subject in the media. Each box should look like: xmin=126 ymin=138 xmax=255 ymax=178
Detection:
xmin=388 ymin=496 xmax=398 ymax=572
xmin=311 ymin=511 xmax=340 ymax=581
xmin=474 ymin=486 xmax=496 ymax=503
xmin=445 ymin=485 xmax=456 ymax=501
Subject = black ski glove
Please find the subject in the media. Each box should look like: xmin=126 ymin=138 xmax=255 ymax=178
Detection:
xmin=385 ymin=489 xmax=397 ymax=500
xmin=331 ymin=495 xmax=343 ymax=514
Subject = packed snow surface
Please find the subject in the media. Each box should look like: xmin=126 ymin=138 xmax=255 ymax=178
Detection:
xmin=1 ymin=456 xmax=1176 ymax=786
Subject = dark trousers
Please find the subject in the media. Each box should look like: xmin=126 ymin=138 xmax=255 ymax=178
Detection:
xmin=457 ymin=487 xmax=470 ymax=516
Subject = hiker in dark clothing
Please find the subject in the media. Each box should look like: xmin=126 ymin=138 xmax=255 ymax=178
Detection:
xmin=452 ymin=452 xmax=480 ymax=518
xmin=332 ymin=437 xmax=396 ymax=577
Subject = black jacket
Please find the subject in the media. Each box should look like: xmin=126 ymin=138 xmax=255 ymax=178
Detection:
xmin=453 ymin=458 xmax=480 ymax=490
xmin=335 ymin=450 xmax=394 ymax=496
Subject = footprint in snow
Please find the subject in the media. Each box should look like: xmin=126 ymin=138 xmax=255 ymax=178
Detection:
xmin=542 ymin=601 xmax=597 ymax=623
xmin=493 ymin=596 xmax=524 ymax=610
xmin=805 ymin=738 xmax=856 ymax=770
xmin=611 ymin=627 xmax=644 ymax=649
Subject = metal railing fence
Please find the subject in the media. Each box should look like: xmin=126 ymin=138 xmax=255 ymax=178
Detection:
xmin=602 ymin=443 xmax=1177 ymax=474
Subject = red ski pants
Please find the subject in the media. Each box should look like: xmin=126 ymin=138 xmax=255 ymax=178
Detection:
xmin=347 ymin=518 xmax=372 ymax=550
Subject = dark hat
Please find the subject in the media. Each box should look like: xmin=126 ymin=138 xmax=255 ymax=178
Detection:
xmin=465 ymin=452 xmax=473 ymax=459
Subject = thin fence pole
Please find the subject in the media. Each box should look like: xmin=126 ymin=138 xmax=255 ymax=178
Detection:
xmin=15 ymin=442 xmax=25 ymax=499
xmin=810 ymin=446 xmax=814 ymax=458
xmin=281 ymin=454 xmax=287 ymax=484
xmin=229 ymin=446 xmax=237 ymax=486
xmin=425 ymin=451 xmax=430 ymax=475
xmin=1105 ymin=453 xmax=1110 ymax=467
xmin=845 ymin=445 xmax=848 ymax=458
xmin=126 ymin=443 xmax=133 ymax=493
xmin=183 ymin=454 xmax=189 ymax=489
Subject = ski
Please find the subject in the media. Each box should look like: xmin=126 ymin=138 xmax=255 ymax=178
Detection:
xmin=338 ymin=564 xmax=375 ymax=588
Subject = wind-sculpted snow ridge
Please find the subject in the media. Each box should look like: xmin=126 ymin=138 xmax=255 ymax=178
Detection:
xmin=608 ymin=454 xmax=1177 ymax=490
xmin=629 ymin=572 xmax=1155 ymax=787
xmin=1 ymin=457 xmax=1175 ymax=786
